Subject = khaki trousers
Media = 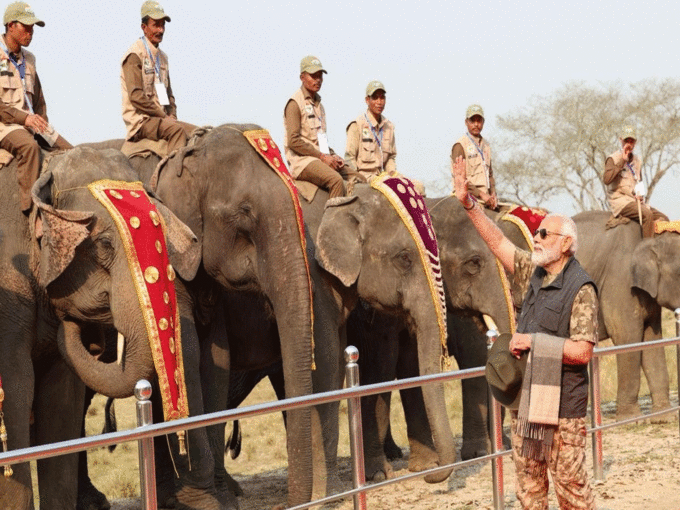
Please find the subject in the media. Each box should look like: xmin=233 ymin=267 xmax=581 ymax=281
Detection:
xmin=298 ymin=159 xmax=348 ymax=199
xmin=0 ymin=128 xmax=73 ymax=211
xmin=618 ymin=200 xmax=669 ymax=238
xmin=134 ymin=117 xmax=197 ymax=153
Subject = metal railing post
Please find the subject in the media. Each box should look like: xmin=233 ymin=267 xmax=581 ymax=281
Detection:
xmin=135 ymin=379 xmax=157 ymax=510
xmin=590 ymin=349 xmax=604 ymax=481
xmin=345 ymin=346 xmax=367 ymax=510
xmin=676 ymin=308 xmax=680 ymax=436
xmin=486 ymin=329 xmax=505 ymax=510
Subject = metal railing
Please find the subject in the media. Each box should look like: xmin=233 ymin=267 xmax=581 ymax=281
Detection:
xmin=0 ymin=310 xmax=679 ymax=510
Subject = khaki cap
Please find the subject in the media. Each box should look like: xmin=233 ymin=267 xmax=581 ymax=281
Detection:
xmin=300 ymin=55 xmax=326 ymax=74
xmin=141 ymin=1 xmax=171 ymax=22
xmin=620 ymin=125 xmax=637 ymax=140
xmin=485 ymin=333 xmax=528 ymax=410
xmin=3 ymin=2 xmax=44 ymax=27
xmin=366 ymin=80 xmax=386 ymax=97
xmin=465 ymin=104 xmax=484 ymax=119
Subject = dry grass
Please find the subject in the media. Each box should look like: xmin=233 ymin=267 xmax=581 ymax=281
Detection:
xmin=32 ymin=309 xmax=680 ymax=504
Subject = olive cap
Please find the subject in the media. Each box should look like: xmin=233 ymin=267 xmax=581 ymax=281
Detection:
xmin=620 ymin=125 xmax=637 ymax=140
xmin=300 ymin=55 xmax=326 ymax=74
xmin=485 ymin=333 xmax=528 ymax=410
xmin=465 ymin=104 xmax=484 ymax=119
xmin=141 ymin=1 xmax=171 ymax=22
xmin=3 ymin=2 xmax=44 ymax=27
xmin=366 ymin=80 xmax=386 ymax=97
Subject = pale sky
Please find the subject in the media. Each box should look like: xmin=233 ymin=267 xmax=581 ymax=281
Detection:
xmin=24 ymin=0 xmax=680 ymax=217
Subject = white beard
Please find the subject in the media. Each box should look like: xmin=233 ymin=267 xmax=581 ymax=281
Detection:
xmin=532 ymin=245 xmax=561 ymax=267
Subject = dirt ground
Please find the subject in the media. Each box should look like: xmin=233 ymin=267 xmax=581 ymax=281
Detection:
xmin=106 ymin=392 xmax=680 ymax=510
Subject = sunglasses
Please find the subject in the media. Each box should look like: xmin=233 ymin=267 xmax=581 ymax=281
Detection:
xmin=533 ymin=228 xmax=566 ymax=240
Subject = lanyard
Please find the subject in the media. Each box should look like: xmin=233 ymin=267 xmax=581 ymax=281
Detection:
xmin=624 ymin=157 xmax=640 ymax=182
xmin=0 ymin=42 xmax=33 ymax=114
xmin=364 ymin=113 xmax=384 ymax=149
xmin=466 ymin=133 xmax=487 ymax=163
xmin=141 ymin=36 xmax=162 ymax=78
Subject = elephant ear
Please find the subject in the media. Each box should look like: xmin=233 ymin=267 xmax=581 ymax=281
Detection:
xmin=631 ymin=239 xmax=658 ymax=298
xmin=32 ymin=170 xmax=94 ymax=288
xmin=153 ymin=200 xmax=201 ymax=281
xmin=316 ymin=195 xmax=362 ymax=287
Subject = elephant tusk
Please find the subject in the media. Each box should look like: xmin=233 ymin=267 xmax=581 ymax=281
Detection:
xmin=117 ymin=332 xmax=125 ymax=366
xmin=482 ymin=314 xmax=498 ymax=333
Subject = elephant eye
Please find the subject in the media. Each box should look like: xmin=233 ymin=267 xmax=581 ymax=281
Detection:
xmin=464 ymin=255 xmax=482 ymax=276
xmin=393 ymin=249 xmax=413 ymax=272
xmin=94 ymin=236 xmax=116 ymax=269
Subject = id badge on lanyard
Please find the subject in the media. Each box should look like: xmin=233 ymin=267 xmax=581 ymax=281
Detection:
xmin=155 ymin=80 xmax=170 ymax=106
xmin=317 ymin=131 xmax=330 ymax=154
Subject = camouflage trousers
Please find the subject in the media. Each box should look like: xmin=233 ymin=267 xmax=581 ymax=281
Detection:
xmin=510 ymin=413 xmax=595 ymax=510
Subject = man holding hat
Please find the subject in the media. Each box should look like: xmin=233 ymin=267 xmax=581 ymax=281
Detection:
xmin=283 ymin=55 xmax=348 ymax=199
xmin=452 ymin=155 xmax=598 ymax=509
xmin=0 ymin=1 xmax=72 ymax=213
xmin=344 ymin=80 xmax=396 ymax=180
xmin=121 ymin=1 xmax=196 ymax=153
xmin=450 ymin=104 xmax=497 ymax=210
xmin=603 ymin=125 xmax=668 ymax=238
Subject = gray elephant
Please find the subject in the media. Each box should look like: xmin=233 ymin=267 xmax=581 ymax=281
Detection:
xmin=0 ymin=147 xmax=200 ymax=510
xmin=81 ymin=124 xmax=315 ymax=510
xmin=211 ymin=181 xmax=458 ymax=500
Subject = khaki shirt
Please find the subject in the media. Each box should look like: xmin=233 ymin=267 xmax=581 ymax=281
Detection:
xmin=451 ymin=133 xmax=494 ymax=203
xmin=0 ymin=36 xmax=46 ymax=141
xmin=283 ymin=86 xmax=330 ymax=178
xmin=603 ymin=150 xmax=642 ymax=216
xmin=344 ymin=110 xmax=396 ymax=179
xmin=121 ymin=37 xmax=175 ymax=140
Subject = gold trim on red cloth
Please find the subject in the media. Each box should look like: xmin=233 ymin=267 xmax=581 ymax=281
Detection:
xmin=654 ymin=220 xmax=680 ymax=235
xmin=88 ymin=180 xmax=189 ymax=420
xmin=242 ymin=129 xmax=315 ymax=369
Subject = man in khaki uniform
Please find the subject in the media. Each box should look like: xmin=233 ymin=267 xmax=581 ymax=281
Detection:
xmin=283 ymin=55 xmax=347 ymax=199
xmin=345 ymin=80 xmax=396 ymax=180
xmin=121 ymin=1 xmax=196 ymax=153
xmin=451 ymin=104 xmax=497 ymax=210
xmin=0 ymin=1 xmax=72 ymax=213
xmin=603 ymin=125 xmax=667 ymax=238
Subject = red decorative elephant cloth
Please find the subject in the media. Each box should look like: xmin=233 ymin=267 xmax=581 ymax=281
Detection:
xmin=654 ymin=220 xmax=680 ymax=235
xmin=370 ymin=174 xmax=449 ymax=366
xmin=89 ymin=180 xmax=189 ymax=421
xmin=242 ymin=129 xmax=316 ymax=369
xmin=501 ymin=205 xmax=548 ymax=250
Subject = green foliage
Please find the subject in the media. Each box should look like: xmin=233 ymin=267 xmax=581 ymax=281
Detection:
xmin=494 ymin=79 xmax=680 ymax=212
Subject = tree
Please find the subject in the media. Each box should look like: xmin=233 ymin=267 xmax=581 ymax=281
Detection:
xmin=494 ymin=79 xmax=680 ymax=212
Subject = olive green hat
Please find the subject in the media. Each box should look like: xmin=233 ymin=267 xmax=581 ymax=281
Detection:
xmin=3 ymin=2 xmax=44 ymax=27
xmin=141 ymin=1 xmax=171 ymax=22
xmin=465 ymin=104 xmax=484 ymax=120
xmin=620 ymin=125 xmax=637 ymax=141
xmin=485 ymin=333 xmax=528 ymax=410
xmin=366 ymin=80 xmax=386 ymax=97
xmin=300 ymin=55 xmax=326 ymax=74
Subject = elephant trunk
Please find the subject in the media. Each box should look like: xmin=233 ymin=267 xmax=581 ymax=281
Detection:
xmin=58 ymin=319 xmax=155 ymax=399
xmin=257 ymin=217 xmax=314 ymax=506
xmin=414 ymin=307 xmax=456 ymax=483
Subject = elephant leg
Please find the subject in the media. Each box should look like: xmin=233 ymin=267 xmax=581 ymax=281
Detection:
xmin=34 ymin=357 xmax=86 ymax=510
xmin=396 ymin=330 xmax=438 ymax=472
xmin=382 ymin=423 xmax=403 ymax=460
xmin=77 ymin=387 xmax=110 ymax=510
xmin=641 ymin=315 xmax=671 ymax=421
xmin=0 ymin=344 xmax=34 ymax=510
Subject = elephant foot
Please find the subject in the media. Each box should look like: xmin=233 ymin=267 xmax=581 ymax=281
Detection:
xmin=407 ymin=440 xmax=439 ymax=473
xmin=364 ymin=455 xmax=393 ymax=482
xmin=216 ymin=471 xmax=244 ymax=498
xmin=460 ymin=439 xmax=488 ymax=461
xmin=616 ymin=402 xmax=641 ymax=421
xmin=650 ymin=402 xmax=675 ymax=424
xmin=383 ymin=434 xmax=403 ymax=461
xmin=76 ymin=478 xmax=111 ymax=510
xmin=174 ymin=485 xmax=236 ymax=510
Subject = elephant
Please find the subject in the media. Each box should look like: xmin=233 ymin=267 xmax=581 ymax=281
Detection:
xmin=208 ymin=181 xmax=458 ymax=500
xmin=0 ymin=147 xmax=200 ymax=510
xmin=573 ymin=211 xmax=677 ymax=419
xmin=80 ymin=124 xmax=315 ymax=510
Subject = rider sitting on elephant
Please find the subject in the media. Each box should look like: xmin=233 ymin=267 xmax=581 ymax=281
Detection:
xmin=604 ymin=124 xmax=668 ymax=238
xmin=0 ymin=1 xmax=72 ymax=213
xmin=283 ymin=55 xmax=350 ymax=199
xmin=450 ymin=104 xmax=498 ymax=210
xmin=121 ymin=1 xmax=196 ymax=154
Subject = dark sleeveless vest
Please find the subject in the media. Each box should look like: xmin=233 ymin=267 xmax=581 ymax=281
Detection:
xmin=517 ymin=256 xmax=596 ymax=418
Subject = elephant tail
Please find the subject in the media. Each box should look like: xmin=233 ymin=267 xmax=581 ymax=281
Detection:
xmin=225 ymin=420 xmax=242 ymax=460
xmin=103 ymin=397 xmax=118 ymax=452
